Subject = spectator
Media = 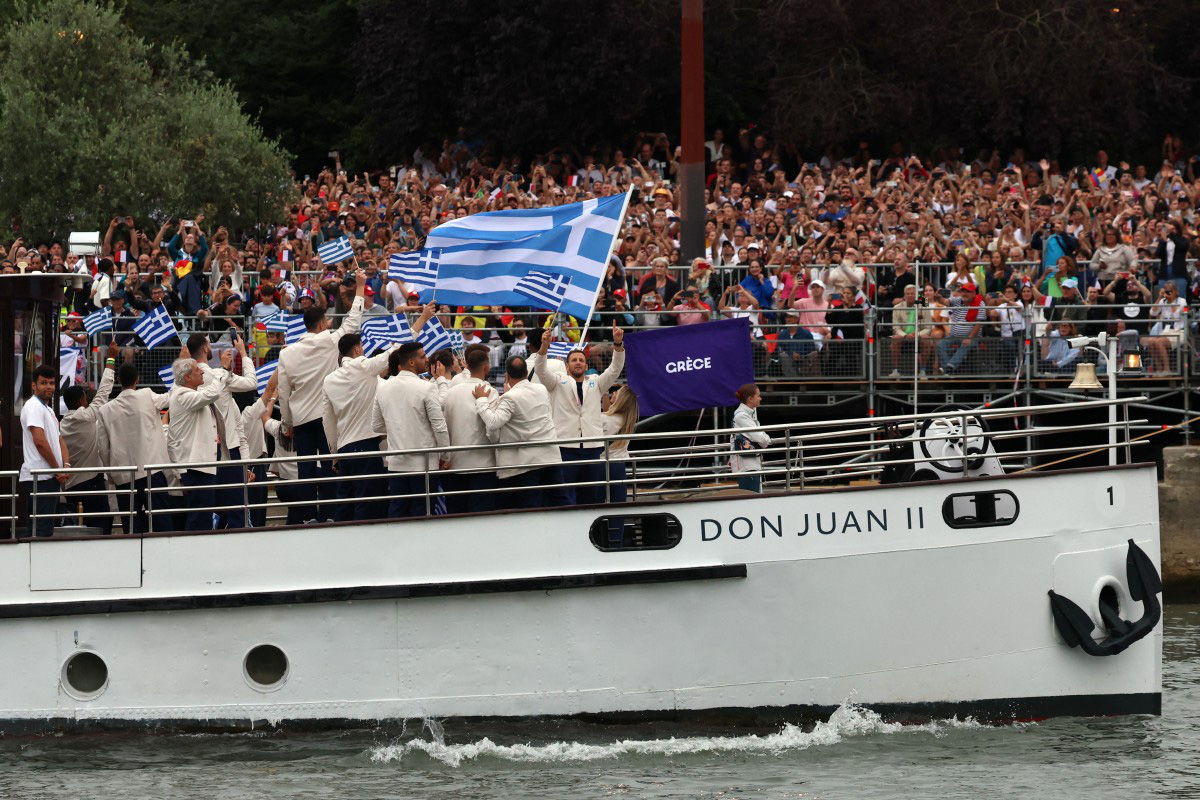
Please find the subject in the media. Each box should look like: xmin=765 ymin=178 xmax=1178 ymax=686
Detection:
xmin=938 ymin=282 xmax=984 ymax=375
xmin=1153 ymin=219 xmax=1190 ymax=296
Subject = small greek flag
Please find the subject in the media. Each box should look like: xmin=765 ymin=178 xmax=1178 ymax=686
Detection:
xmin=513 ymin=270 xmax=572 ymax=311
xmin=255 ymin=360 xmax=278 ymax=394
xmin=448 ymin=330 xmax=465 ymax=353
xmin=547 ymin=341 xmax=584 ymax=360
xmin=132 ymin=304 xmax=179 ymax=349
xmin=388 ymin=249 xmax=440 ymax=299
xmin=361 ymin=314 xmax=414 ymax=345
xmin=417 ymin=315 xmax=452 ymax=355
xmin=158 ymin=364 xmax=175 ymax=388
xmin=317 ymin=236 xmax=354 ymax=265
xmin=266 ymin=313 xmax=306 ymax=345
xmin=82 ymin=306 xmax=113 ymax=335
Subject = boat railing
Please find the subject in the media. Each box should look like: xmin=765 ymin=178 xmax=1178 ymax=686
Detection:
xmin=1 ymin=395 xmax=1150 ymax=537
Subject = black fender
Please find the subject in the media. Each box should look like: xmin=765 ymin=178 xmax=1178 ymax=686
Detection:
xmin=1048 ymin=539 xmax=1162 ymax=657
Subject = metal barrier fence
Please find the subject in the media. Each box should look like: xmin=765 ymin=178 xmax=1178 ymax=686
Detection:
xmin=4 ymin=396 xmax=1145 ymax=537
xmin=70 ymin=304 xmax=1195 ymax=390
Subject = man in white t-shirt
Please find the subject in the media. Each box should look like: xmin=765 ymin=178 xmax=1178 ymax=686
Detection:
xmin=20 ymin=365 xmax=68 ymax=537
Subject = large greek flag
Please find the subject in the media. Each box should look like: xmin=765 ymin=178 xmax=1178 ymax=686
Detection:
xmin=425 ymin=192 xmax=630 ymax=320
xmin=82 ymin=307 xmax=113 ymax=335
xmin=133 ymin=305 xmax=179 ymax=349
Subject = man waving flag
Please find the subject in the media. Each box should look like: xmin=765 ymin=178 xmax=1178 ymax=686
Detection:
xmin=424 ymin=191 xmax=631 ymax=322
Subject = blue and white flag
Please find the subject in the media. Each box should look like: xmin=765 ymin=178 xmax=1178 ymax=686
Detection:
xmin=361 ymin=314 xmax=414 ymax=345
xmin=82 ymin=306 xmax=113 ymax=335
xmin=266 ymin=313 xmax=306 ymax=345
xmin=255 ymin=360 xmax=278 ymax=394
xmin=317 ymin=236 xmax=354 ymax=265
xmin=133 ymin=304 xmax=179 ymax=349
xmin=417 ymin=316 xmax=452 ymax=355
xmin=546 ymin=341 xmax=584 ymax=360
xmin=388 ymin=250 xmax=440 ymax=299
xmin=448 ymin=330 xmax=465 ymax=353
xmin=424 ymin=192 xmax=630 ymax=320
xmin=513 ymin=270 xmax=572 ymax=311
xmin=158 ymin=364 xmax=175 ymax=388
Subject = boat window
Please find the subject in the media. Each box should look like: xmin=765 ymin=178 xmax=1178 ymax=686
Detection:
xmin=941 ymin=490 xmax=1019 ymax=528
xmin=62 ymin=651 xmax=108 ymax=698
xmin=590 ymin=514 xmax=682 ymax=552
xmin=244 ymin=644 xmax=289 ymax=690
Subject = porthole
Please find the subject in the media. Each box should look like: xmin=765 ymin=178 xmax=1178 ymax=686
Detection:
xmin=941 ymin=490 xmax=1019 ymax=528
xmin=243 ymin=644 xmax=288 ymax=691
xmin=61 ymin=651 xmax=108 ymax=700
xmin=590 ymin=513 xmax=682 ymax=551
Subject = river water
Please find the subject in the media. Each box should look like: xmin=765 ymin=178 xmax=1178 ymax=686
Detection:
xmin=3 ymin=606 xmax=1198 ymax=799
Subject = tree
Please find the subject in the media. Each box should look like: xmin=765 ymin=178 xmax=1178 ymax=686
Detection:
xmin=0 ymin=0 xmax=294 ymax=243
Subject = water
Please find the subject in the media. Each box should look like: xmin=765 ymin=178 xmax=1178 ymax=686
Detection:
xmin=4 ymin=607 xmax=1200 ymax=799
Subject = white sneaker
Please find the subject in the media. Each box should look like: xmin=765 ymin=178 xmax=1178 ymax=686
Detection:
xmin=888 ymin=369 xmax=902 ymax=379
xmin=918 ymin=369 xmax=927 ymax=378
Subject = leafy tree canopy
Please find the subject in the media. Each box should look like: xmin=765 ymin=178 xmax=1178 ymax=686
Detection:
xmin=0 ymin=0 xmax=294 ymax=242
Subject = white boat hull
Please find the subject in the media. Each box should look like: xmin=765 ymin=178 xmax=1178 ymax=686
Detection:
xmin=0 ymin=465 xmax=1162 ymax=730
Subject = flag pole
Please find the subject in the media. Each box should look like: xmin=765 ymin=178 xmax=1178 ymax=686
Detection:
xmin=577 ymin=186 xmax=635 ymax=345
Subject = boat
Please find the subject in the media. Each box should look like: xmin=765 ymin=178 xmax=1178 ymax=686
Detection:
xmin=0 ymin=274 xmax=1162 ymax=732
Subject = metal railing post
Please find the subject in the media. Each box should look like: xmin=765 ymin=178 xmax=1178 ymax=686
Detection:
xmin=960 ymin=412 xmax=970 ymax=474
xmin=146 ymin=472 xmax=155 ymax=534
xmin=424 ymin=465 xmax=432 ymax=517
xmin=242 ymin=462 xmax=251 ymax=526
xmin=30 ymin=478 xmax=39 ymax=538
xmin=784 ymin=428 xmax=793 ymax=491
xmin=603 ymin=446 xmax=611 ymax=503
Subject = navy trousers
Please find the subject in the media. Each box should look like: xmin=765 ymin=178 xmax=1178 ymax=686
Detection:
xmin=294 ymin=418 xmax=335 ymax=522
xmin=388 ymin=473 xmax=442 ymax=518
xmin=442 ymin=470 xmax=497 ymax=514
xmin=72 ymin=475 xmax=112 ymax=535
xmin=214 ymin=446 xmax=246 ymax=529
xmin=335 ymin=438 xmax=388 ymax=521
xmin=559 ymin=446 xmax=605 ymax=505
xmin=497 ymin=465 xmax=569 ymax=509
xmin=181 ymin=469 xmax=217 ymax=531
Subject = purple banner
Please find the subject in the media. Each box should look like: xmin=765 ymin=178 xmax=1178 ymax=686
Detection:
xmin=624 ymin=317 xmax=754 ymax=416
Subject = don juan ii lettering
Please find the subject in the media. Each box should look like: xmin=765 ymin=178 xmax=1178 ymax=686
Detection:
xmin=700 ymin=506 xmax=926 ymax=540
xmin=665 ymin=356 xmax=712 ymax=374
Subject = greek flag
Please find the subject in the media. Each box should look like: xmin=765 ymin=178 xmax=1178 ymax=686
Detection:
xmin=547 ymin=341 xmax=584 ymax=360
xmin=417 ymin=316 xmax=452 ymax=355
xmin=448 ymin=330 xmax=465 ymax=353
xmin=158 ymin=364 xmax=175 ymax=388
xmin=255 ymin=360 xmax=278 ymax=394
xmin=388 ymin=250 xmax=440 ymax=299
xmin=317 ymin=236 xmax=354 ymax=265
xmin=267 ymin=313 xmax=306 ymax=345
xmin=425 ymin=192 xmax=630 ymax=320
xmin=361 ymin=314 xmax=414 ymax=345
xmin=82 ymin=307 xmax=113 ymax=335
xmin=132 ymin=304 xmax=179 ymax=349
xmin=513 ymin=270 xmax=572 ymax=311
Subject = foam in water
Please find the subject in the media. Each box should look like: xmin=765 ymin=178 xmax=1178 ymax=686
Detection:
xmin=369 ymin=703 xmax=988 ymax=768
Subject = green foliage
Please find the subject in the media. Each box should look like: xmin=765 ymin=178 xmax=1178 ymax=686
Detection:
xmin=120 ymin=0 xmax=360 ymax=172
xmin=0 ymin=0 xmax=295 ymax=242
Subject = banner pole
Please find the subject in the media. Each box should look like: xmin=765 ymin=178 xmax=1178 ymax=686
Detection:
xmin=577 ymin=186 xmax=635 ymax=345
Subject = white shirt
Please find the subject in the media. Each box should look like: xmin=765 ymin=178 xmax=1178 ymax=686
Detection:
xmin=997 ymin=301 xmax=1025 ymax=338
xmin=277 ymin=296 xmax=364 ymax=428
xmin=91 ymin=273 xmax=112 ymax=304
xmin=474 ymin=379 xmax=561 ymax=479
xmin=442 ymin=377 xmax=497 ymax=470
xmin=321 ymin=346 xmax=396 ymax=451
xmin=372 ymin=370 xmax=449 ymax=473
xmin=264 ymin=418 xmax=296 ymax=480
xmin=98 ymin=386 xmax=173 ymax=486
xmin=60 ymin=366 xmax=116 ymax=488
xmin=730 ymin=403 xmax=770 ymax=472
xmin=20 ymin=396 xmax=61 ymax=482
xmin=200 ymin=359 xmax=256 ymax=456
xmin=533 ymin=349 xmax=625 ymax=447
xmin=602 ymin=413 xmax=629 ymax=461
xmin=166 ymin=375 xmax=228 ymax=475
xmin=240 ymin=399 xmax=269 ymax=460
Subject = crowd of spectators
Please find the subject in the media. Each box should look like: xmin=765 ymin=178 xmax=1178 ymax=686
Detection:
xmin=3 ymin=129 xmax=1199 ymax=383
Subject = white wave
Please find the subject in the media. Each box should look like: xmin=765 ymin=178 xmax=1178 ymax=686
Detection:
xmin=368 ymin=704 xmax=991 ymax=768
